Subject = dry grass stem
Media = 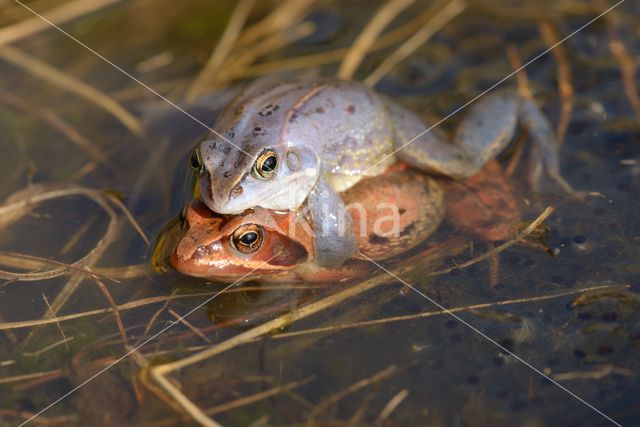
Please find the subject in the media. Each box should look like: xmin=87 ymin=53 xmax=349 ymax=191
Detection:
xmin=308 ymin=365 xmax=403 ymax=424
xmin=60 ymin=215 xmax=98 ymax=255
xmin=138 ymin=290 xmax=177 ymax=344
xmin=238 ymin=5 xmax=452 ymax=79
xmin=0 ymin=46 xmax=142 ymax=136
xmin=150 ymin=269 xmax=426 ymax=424
xmin=0 ymin=183 xmax=119 ymax=331
xmin=0 ymin=408 xmax=75 ymax=426
xmin=373 ymin=389 xmax=409 ymax=427
xmin=0 ymin=284 xmax=326 ymax=331
xmin=152 ymin=372 xmax=223 ymax=427
xmin=0 ymin=0 xmax=122 ymax=48
xmin=169 ymin=309 xmax=211 ymax=344
xmin=427 ymin=207 xmax=554 ymax=276
xmin=206 ymin=376 xmax=314 ymax=416
xmin=22 ymin=337 xmax=75 ymax=357
xmin=270 ymin=284 xmax=628 ymax=340
xmin=103 ymin=191 xmax=150 ymax=245
xmin=0 ymin=251 xmax=118 ymax=282
xmin=338 ymin=0 xmax=416 ymax=80
xmin=185 ymin=0 xmax=257 ymax=100
xmin=506 ymin=44 xmax=533 ymax=100
xmin=0 ymin=368 xmax=63 ymax=385
xmin=41 ymin=293 xmax=71 ymax=351
xmin=552 ymin=365 xmax=633 ymax=381
xmin=364 ymin=0 xmax=466 ymax=86
xmin=147 ymin=241 xmax=464 ymax=424
xmin=93 ymin=277 xmax=129 ymax=345
xmin=0 ymin=88 xmax=109 ymax=165
xmin=235 ymin=0 xmax=314 ymax=47
xmin=214 ymin=21 xmax=315 ymax=87
xmin=539 ymin=22 xmax=575 ymax=146
xmin=604 ymin=11 xmax=640 ymax=120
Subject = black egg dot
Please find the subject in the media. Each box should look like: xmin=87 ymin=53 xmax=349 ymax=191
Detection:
xmin=598 ymin=345 xmax=614 ymax=355
xmin=496 ymin=389 xmax=509 ymax=399
xmin=510 ymin=400 xmax=527 ymax=411
xmin=507 ymin=254 xmax=521 ymax=265
xmin=602 ymin=312 xmax=617 ymax=321
xmin=573 ymin=235 xmax=587 ymax=244
xmin=498 ymin=338 xmax=514 ymax=353
xmin=574 ymin=349 xmax=586 ymax=359
xmin=449 ymin=268 xmax=462 ymax=276
xmin=532 ymin=396 xmax=545 ymax=406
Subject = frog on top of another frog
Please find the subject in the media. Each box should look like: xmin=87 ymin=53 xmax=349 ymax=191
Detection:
xmin=190 ymin=78 xmax=573 ymax=268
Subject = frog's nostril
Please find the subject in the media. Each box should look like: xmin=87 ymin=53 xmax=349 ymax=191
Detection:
xmin=230 ymin=184 xmax=243 ymax=199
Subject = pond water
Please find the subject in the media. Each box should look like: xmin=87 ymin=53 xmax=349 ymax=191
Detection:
xmin=0 ymin=1 xmax=639 ymax=426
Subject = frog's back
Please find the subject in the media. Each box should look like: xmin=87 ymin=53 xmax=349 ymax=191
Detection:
xmin=214 ymin=79 xmax=396 ymax=193
xmin=283 ymin=80 xmax=396 ymax=191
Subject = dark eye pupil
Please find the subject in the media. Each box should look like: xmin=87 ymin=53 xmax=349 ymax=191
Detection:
xmin=190 ymin=150 xmax=201 ymax=170
xmin=240 ymin=232 xmax=258 ymax=245
xmin=261 ymin=155 xmax=276 ymax=172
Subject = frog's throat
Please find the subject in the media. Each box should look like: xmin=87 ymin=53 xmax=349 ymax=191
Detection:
xmin=253 ymin=169 xmax=319 ymax=211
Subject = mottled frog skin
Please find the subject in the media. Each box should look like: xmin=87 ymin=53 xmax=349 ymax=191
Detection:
xmin=192 ymin=78 xmax=571 ymax=268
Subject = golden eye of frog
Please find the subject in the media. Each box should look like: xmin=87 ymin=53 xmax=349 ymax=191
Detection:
xmin=192 ymin=77 xmax=572 ymax=269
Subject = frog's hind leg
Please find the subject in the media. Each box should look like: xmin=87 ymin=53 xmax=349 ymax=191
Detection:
xmin=518 ymin=98 xmax=575 ymax=194
xmin=388 ymin=98 xmax=475 ymax=177
xmin=306 ymin=176 xmax=356 ymax=268
xmin=391 ymin=90 xmax=574 ymax=194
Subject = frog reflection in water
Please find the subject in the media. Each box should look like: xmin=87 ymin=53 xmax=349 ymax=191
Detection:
xmin=171 ymin=163 xmax=519 ymax=282
xmin=191 ymin=78 xmax=572 ymax=268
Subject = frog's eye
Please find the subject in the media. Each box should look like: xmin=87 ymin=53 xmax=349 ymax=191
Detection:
xmin=253 ymin=149 xmax=277 ymax=179
xmin=231 ymin=224 xmax=263 ymax=254
xmin=190 ymin=148 xmax=204 ymax=175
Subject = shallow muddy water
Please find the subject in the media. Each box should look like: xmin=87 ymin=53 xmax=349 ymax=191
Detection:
xmin=0 ymin=1 xmax=639 ymax=426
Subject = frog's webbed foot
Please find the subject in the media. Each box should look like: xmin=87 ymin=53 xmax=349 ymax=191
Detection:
xmin=306 ymin=176 xmax=356 ymax=268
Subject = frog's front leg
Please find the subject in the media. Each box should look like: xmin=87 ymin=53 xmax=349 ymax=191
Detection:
xmin=389 ymin=90 xmax=573 ymax=192
xmin=305 ymin=175 xmax=356 ymax=268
